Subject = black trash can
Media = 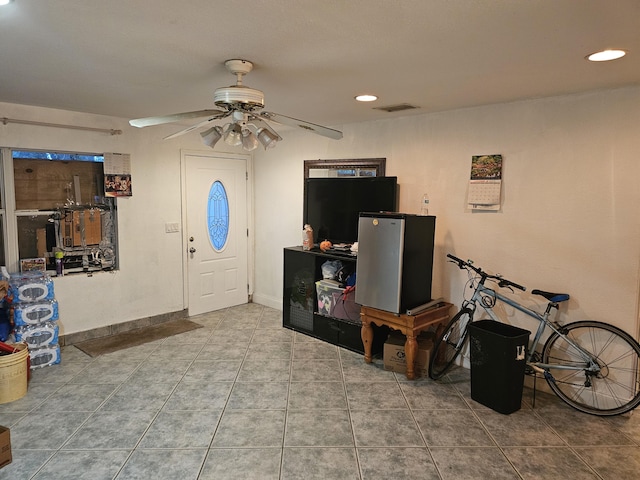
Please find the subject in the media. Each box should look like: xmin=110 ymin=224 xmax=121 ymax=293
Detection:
xmin=469 ymin=320 xmax=530 ymax=414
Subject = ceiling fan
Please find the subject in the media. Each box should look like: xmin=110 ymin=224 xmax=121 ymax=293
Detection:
xmin=129 ymin=59 xmax=343 ymax=150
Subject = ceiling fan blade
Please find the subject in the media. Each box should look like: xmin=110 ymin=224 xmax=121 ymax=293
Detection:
xmin=129 ymin=109 xmax=226 ymax=128
xmin=259 ymin=112 xmax=343 ymax=140
xmin=163 ymin=112 xmax=231 ymax=140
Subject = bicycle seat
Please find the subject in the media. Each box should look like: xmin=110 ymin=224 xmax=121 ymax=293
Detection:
xmin=531 ymin=289 xmax=570 ymax=303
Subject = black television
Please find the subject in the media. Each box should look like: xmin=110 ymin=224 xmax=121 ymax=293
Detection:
xmin=304 ymin=176 xmax=398 ymax=244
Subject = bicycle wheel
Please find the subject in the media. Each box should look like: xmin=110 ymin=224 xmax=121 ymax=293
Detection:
xmin=429 ymin=308 xmax=473 ymax=380
xmin=542 ymin=320 xmax=640 ymax=416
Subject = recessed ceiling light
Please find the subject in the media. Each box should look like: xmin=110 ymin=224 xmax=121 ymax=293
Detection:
xmin=0 ymin=0 xmax=14 ymax=6
xmin=586 ymin=49 xmax=627 ymax=62
xmin=355 ymin=94 xmax=378 ymax=102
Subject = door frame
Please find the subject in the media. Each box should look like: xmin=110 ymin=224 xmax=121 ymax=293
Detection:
xmin=180 ymin=149 xmax=254 ymax=312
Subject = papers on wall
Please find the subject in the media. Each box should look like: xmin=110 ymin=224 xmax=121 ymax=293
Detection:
xmin=104 ymin=152 xmax=132 ymax=197
xmin=468 ymin=154 xmax=502 ymax=211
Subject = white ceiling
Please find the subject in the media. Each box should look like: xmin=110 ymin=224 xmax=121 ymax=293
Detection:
xmin=1 ymin=0 xmax=639 ymax=132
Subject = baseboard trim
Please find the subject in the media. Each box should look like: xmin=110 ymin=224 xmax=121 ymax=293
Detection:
xmin=252 ymin=293 xmax=282 ymax=311
xmin=60 ymin=309 xmax=188 ymax=347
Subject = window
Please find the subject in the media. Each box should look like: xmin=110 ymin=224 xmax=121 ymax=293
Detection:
xmin=207 ymin=180 xmax=229 ymax=251
xmin=1 ymin=148 xmax=118 ymax=275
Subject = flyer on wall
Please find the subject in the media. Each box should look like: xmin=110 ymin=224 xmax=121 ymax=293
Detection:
xmin=104 ymin=152 xmax=132 ymax=197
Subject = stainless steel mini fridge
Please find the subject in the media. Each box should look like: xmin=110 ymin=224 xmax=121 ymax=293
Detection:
xmin=355 ymin=212 xmax=435 ymax=314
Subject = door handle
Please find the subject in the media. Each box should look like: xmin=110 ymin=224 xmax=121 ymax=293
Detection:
xmin=189 ymin=247 xmax=196 ymax=253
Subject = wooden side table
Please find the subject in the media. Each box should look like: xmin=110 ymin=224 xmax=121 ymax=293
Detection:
xmin=360 ymin=303 xmax=452 ymax=379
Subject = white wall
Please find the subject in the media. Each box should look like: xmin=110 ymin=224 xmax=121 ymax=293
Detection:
xmin=0 ymin=102 xmax=231 ymax=336
xmin=2 ymin=86 xmax=639 ymax=341
xmin=253 ymin=87 xmax=640 ymax=339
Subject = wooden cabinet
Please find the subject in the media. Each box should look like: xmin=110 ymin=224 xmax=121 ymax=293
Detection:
xmin=283 ymin=246 xmax=387 ymax=354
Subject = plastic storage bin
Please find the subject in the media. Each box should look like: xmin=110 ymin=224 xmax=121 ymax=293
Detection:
xmin=315 ymin=280 xmax=344 ymax=315
xmin=469 ymin=320 xmax=530 ymax=414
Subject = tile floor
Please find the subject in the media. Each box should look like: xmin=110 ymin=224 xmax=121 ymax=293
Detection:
xmin=1 ymin=303 xmax=639 ymax=479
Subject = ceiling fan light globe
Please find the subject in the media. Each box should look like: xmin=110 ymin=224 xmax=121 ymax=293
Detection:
xmin=241 ymin=129 xmax=259 ymax=151
xmin=223 ymin=123 xmax=242 ymax=146
xmin=257 ymin=128 xmax=279 ymax=149
xmin=200 ymin=126 xmax=223 ymax=148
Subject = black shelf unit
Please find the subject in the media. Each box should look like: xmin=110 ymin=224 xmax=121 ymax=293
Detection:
xmin=283 ymin=246 xmax=387 ymax=354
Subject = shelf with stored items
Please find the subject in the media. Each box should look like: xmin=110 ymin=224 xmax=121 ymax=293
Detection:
xmin=283 ymin=246 xmax=388 ymax=354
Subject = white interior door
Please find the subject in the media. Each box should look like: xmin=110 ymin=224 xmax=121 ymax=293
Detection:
xmin=184 ymin=153 xmax=248 ymax=315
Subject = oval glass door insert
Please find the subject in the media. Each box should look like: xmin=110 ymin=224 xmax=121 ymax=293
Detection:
xmin=207 ymin=180 xmax=229 ymax=251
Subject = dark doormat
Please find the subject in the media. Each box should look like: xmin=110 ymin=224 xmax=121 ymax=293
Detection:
xmin=74 ymin=319 xmax=203 ymax=357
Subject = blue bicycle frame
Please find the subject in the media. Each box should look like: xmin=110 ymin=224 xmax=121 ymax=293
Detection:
xmin=466 ymin=282 xmax=600 ymax=375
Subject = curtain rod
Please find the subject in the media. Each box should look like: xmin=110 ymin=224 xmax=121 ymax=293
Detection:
xmin=1 ymin=117 xmax=122 ymax=135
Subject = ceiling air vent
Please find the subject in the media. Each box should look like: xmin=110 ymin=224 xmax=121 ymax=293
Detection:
xmin=373 ymin=103 xmax=419 ymax=113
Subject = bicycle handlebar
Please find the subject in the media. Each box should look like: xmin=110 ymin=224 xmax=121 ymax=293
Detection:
xmin=497 ymin=278 xmax=526 ymax=291
xmin=446 ymin=253 xmax=526 ymax=291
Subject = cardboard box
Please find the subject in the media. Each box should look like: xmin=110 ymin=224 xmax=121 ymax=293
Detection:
xmin=64 ymin=209 xmax=102 ymax=247
xmin=384 ymin=332 xmax=435 ymax=377
xmin=19 ymin=257 xmax=46 ymax=272
xmin=0 ymin=426 xmax=11 ymax=469
xmin=74 ymin=209 xmax=102 ymax=246
xmin=36 ymin=228 xmax=48 ymax=258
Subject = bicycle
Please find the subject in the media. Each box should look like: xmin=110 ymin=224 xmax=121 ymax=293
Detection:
xmin=429 ymin=253 xmax=640 ymax=416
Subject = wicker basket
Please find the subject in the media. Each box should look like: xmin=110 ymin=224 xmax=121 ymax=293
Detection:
xmin=0 ymin=342 xmax=29 ymax=404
